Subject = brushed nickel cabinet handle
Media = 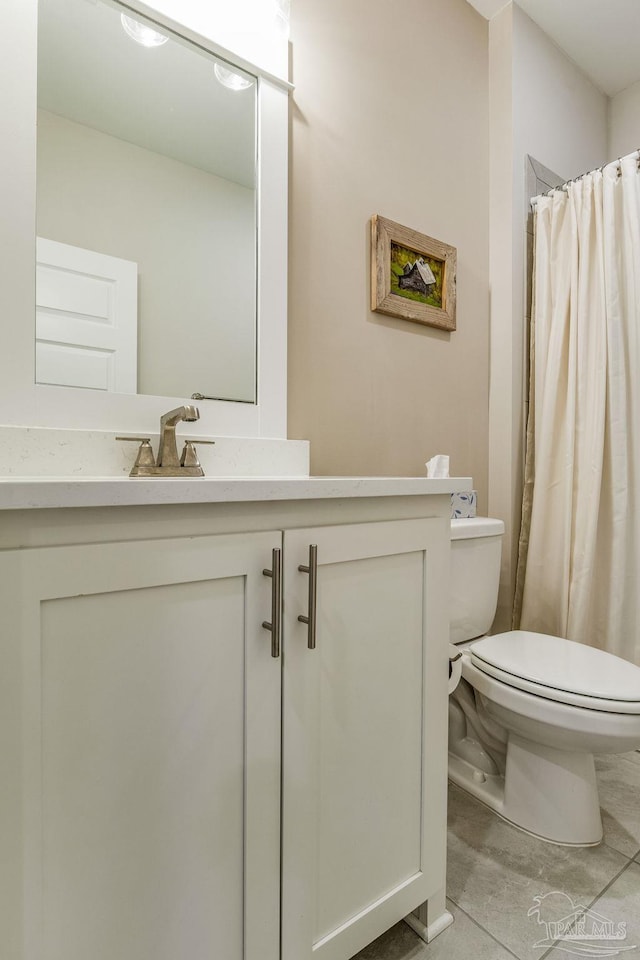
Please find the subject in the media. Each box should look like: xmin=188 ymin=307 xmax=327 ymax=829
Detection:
xmin=262 ymin=547 xmax=282 ymax=658
xmin=297 ymin=544 xmax=318 ymax=650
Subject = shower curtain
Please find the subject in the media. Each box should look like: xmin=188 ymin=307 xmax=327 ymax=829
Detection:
xmin=517 ymin=152 xmax=640 ymax=665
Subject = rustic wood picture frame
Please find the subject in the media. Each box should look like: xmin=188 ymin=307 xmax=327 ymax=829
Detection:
xmin=371 ymin=215 xmax=457 ymax=331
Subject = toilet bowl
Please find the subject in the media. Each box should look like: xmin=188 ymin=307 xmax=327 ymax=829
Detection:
xmin=448 ymin=518 xmax=640 ymax=846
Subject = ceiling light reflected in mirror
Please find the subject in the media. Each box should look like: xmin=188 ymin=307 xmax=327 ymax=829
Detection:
xmin=120 ymin=13 xmax=168 ymax=48
xmin=214 ymin=63 xmax=255 ymax=92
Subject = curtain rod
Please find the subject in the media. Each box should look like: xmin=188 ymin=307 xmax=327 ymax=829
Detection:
xmin=530 ymin=147 xmax=640 ymax=207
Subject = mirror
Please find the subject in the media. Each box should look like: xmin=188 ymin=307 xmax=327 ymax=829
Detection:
xmin=36 ymin=0 xmax=258 ymax=403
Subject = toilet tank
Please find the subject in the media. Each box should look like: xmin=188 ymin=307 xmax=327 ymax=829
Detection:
xmin=450 ymin=517 xmax=505 ymax=644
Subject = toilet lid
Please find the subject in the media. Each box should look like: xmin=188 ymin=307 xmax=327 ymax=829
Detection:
xmin=470 ymin=631 xmax=640 ymax=707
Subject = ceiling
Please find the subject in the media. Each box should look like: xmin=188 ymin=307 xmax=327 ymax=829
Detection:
xmin=466 ymin=0 xmax=640 ymax=96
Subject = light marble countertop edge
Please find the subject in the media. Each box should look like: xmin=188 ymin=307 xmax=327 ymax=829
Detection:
xmin=0 ymin=476 xmax=473 ymax=510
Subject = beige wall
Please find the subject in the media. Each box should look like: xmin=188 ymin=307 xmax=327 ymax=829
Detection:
xmin=287 ymin=0 xmax=490 ymax=504
xmin=609 ymin=79 xmax=640 ymax=161
xmin=488 ymin=4 xmax=608 ymax=630
xmin=37 ymin=110 xmax=256 ymax=402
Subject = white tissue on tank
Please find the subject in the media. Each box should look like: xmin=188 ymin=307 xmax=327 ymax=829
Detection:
xmin=425 ymin=454 xmax=449 ymax=478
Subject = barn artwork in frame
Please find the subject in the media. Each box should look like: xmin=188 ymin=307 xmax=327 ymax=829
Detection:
xmin=371 ymin=215 xmax=457 ymax=331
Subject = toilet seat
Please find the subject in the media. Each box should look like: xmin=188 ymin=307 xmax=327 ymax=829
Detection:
xmin=469 ymin=631 xmax=640 ymax=715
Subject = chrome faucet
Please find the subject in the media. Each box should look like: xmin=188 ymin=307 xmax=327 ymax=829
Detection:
xmin=117 ymin=405 xmax=215 ymax=477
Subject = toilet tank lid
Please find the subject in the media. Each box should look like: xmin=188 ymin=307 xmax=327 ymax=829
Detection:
xmin=451 ymin=517 xmax=505 ymax=540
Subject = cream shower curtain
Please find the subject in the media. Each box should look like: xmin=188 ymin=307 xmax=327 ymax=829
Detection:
xmin=518 ymin=153 xmax=640 ymax=665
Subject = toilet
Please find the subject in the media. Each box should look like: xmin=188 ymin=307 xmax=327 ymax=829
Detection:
xmin=448 ymin=517 xmax=640 ymax=846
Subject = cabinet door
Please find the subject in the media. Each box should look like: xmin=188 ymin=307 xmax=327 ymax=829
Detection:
xmin=0 ymin=532 xmax=281 ymax=960
xmin=282 ymin=519 xmax=449 ymax=960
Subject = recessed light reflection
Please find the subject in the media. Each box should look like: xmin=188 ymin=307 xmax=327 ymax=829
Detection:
xmin=120 ymin=14 xmax=169 ymax=48
xmin=214 ymin=63 xmax=255 ymax=91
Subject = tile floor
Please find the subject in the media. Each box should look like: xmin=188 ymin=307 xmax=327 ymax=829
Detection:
xmin=352 ymin=751 xmax=640 ymax=959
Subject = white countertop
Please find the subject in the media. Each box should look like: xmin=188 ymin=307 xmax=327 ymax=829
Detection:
xmin=0 ymin=475 xmax=472 ymax=511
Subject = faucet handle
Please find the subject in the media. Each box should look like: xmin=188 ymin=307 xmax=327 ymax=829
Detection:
xmin=116 ymin=437 xmax=155 ymax=475
xmin=180 ymin=440 xmax=201 ymax=468
xmin=179 ymin=439 xmax=212 ymax=476
xmin=179 ymin=439 xmax=215 ymax=465
xmin=133 ymin=439 xmax=155 ymax=466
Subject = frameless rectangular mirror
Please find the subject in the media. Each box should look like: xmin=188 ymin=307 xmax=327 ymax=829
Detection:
xmin=36 ymin=0 xmax=258 ymax=403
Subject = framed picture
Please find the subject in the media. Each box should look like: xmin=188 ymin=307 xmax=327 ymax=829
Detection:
xmin=370 ymin=215 xmax=457 ymax=331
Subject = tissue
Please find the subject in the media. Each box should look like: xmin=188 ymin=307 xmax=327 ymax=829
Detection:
xmin=425 ymin=454 xmax=450 ymax=478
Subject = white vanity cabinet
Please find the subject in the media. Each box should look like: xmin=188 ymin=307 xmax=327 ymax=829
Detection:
xmin=281 ymin=519 xmax=449 ymax=960
xmin=1 ymin=530 xmax=283 ymax=960
xmin=0 ymin=487 xmax=455 ymax=960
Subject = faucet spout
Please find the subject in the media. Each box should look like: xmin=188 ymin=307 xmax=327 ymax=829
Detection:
xmin=157 ymin=405 xmax=200 ymax=467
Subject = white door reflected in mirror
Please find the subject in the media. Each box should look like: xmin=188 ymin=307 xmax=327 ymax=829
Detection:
xmin=36 ymin=0 xmax=258 ymax=403
xmin=36 ymin=238 xmax=138 ymax=393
